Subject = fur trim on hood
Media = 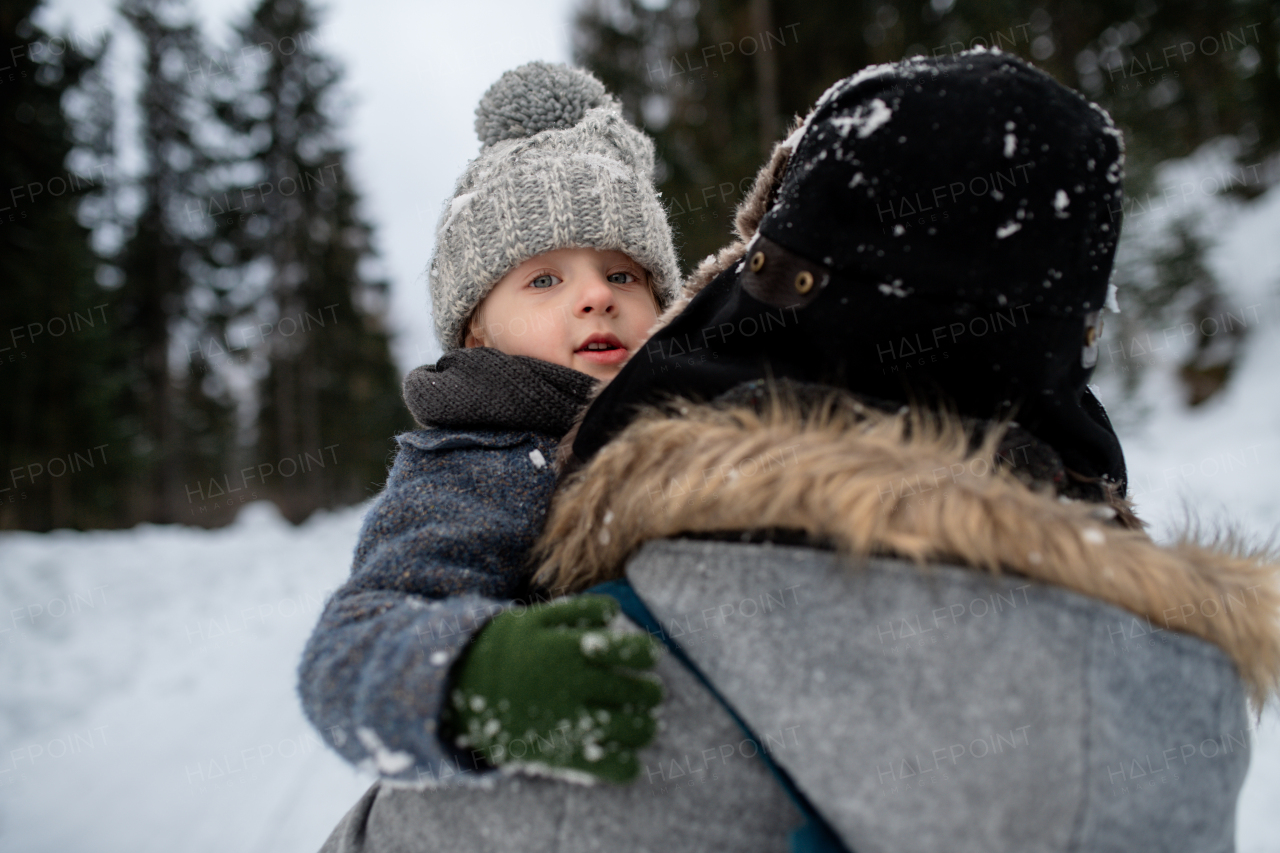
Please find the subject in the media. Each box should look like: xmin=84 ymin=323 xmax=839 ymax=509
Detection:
xmin=535 ymin=389 xmax=1280 ymax=711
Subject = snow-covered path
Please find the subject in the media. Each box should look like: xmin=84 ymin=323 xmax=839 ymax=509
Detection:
xmin=0 ymin=503 xmax=371 ymax=852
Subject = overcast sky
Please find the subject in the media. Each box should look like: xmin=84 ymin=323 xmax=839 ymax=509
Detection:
xmin=37 ymin=0 xmax=581 ymax=371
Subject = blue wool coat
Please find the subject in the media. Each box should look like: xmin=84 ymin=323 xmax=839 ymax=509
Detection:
xmin=297 ymin=426 xmax=559 ymax=784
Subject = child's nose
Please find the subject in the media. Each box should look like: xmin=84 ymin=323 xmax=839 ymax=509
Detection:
xmin=574 ymin=272 xmax=616 ymax=316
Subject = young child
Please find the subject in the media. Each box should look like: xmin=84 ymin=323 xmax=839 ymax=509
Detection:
xmin=297 ymin=62 xmax=680 ymax=787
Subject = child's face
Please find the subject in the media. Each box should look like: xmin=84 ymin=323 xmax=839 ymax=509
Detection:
xmin=464 ymin=248 xmax=661 ymax=382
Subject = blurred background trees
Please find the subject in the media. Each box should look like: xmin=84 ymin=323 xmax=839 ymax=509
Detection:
xmin=1 ymin=0 xmax=408 ymax=530
xmin=1 ymin=0 xmax=127 ymax=530
xmin=575 ymin=0 xmax=1280 ymax=405
xmin=2 ymin=0 xmax=1277 ymax=529
xmin=208 ymin=0 xmax=406 ymax=523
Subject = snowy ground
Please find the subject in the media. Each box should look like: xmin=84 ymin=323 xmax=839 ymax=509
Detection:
xmin=4 ymin=162 xmax=1280 ymax=851
xmin=0 ymin=501 xmax=372 ymax=852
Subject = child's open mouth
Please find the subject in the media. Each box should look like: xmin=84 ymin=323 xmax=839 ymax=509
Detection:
xmin=575 ymin=334 xmax=629 ymax=366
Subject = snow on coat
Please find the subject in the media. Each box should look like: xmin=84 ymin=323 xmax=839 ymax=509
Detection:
xmin=317 ymin=611 xmax=804 ymax=852
xmin=315 ymin=388 xmax=1275 ymax=851
xmin=527 ymin=389 xmax=1279 ymax=850
xmin=296 ymin=426 xmax=559 ymax=783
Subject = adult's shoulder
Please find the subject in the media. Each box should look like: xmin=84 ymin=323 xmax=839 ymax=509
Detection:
xmin=625 ymin=538 xmax=1250 ymax=853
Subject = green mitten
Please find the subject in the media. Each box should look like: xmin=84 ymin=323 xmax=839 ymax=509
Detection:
xmin=444 ymin=595 xmax=663 ymax=784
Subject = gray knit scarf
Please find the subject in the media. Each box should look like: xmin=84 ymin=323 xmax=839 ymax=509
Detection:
xmin=402 ymin=347 xmax=598 ymax=437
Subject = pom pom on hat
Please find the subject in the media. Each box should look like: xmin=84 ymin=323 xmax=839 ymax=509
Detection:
xmin=474 ymin=61 xmax=613 ymax=148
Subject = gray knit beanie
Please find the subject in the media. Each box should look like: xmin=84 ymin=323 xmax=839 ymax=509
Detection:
xmin=428 ymin=61 xmax=682 ymax=351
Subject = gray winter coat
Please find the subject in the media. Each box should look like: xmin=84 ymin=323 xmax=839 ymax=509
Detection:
xmin=317 ymin=390 xmax=1278 ymax=851
xmin=318 ymin=539 xmax=1251 ymax=853
xmin=296 ymin=426 xmax=559 ymax=781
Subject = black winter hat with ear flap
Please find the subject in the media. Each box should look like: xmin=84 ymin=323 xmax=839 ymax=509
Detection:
xmin=570 ymin=49 xmax=1129 ymax=495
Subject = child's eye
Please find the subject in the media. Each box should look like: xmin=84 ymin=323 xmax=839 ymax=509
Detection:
xmin=530 ymin=273 xmax=561 ymax=289
xmin=607 ymin=271 xmax=639 ymax=285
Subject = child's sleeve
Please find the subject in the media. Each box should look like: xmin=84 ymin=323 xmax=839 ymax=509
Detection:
xmin=296 ymin=428 xmax=558 ymax=785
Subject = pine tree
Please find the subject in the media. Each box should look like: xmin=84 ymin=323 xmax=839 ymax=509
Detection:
xmin=116 ymin=0 xmax=237 ymax=524
xmin=211 ymin=0 xmax=407 ymax=523
xmin=0 ymin=0 xmax=129 ymax=530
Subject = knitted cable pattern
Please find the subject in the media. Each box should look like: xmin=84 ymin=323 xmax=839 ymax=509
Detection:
xmin=428 ymin=62 xmax=681 ymax=351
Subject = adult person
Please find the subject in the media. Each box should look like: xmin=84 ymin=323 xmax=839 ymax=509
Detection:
xmin=320 ymin=50 xmax=1279 ymax=853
